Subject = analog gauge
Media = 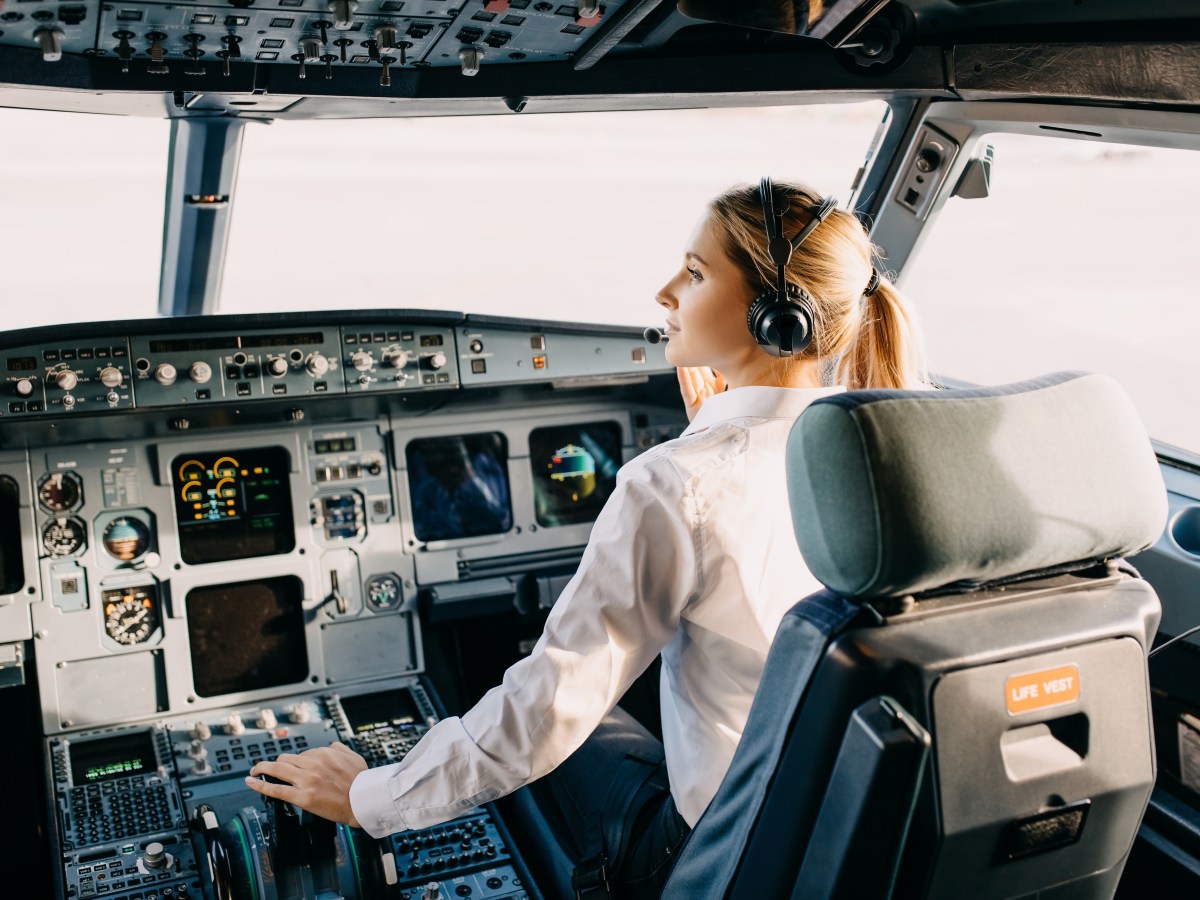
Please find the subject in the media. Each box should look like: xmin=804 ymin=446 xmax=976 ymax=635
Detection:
xmin=102 ymin=515 xmax=151 ymax=561
xmin=42 ymin=516 xmax=87 ymax=557
xmin=366 ymin=573 xmax=403 ymax=611
xmin=37 ymin=471 xmax=83 ymax=512
xmin=102 ymin=586 xmax=159 ymax=645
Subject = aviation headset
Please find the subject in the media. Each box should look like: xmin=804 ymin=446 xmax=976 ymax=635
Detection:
xmin=746 ymin=176 xmax=839 ymax=358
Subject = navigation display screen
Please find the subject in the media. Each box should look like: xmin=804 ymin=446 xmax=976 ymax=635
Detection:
xmin=529 ymin=421 xmax=623 ymax=527
xmin=70 ymin=731 xmax=156 ymax=785
xmin=340 ymin=689 xmax=422 ymax=735
xmin=405 ymin=433 xmax=512 ymax=542
xmin=172 ymin=447 xmax=294 ymax=565
xmin=186 ymin=576 xmax=307 ymax=698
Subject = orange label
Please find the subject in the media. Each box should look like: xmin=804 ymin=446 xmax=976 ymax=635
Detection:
xmin=1005 ymin=664 xmax=1080 ymax=715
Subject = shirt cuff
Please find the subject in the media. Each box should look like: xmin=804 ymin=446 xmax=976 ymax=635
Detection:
xmin=349 ymin=765 xmax=408 ymax=839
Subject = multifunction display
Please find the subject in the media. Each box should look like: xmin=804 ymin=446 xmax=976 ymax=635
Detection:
xmin=405 ymin=433 xmax=513 ymax=542
xmin=340 ymin=689 xmax=423 ymax=735
xmin=172 ymin=447 xmax=294 ymax=565
xmin=186 ymin=576 xmax=307 ymax=698
xmin=69 ymin=731 xmax=157 ymax=785
xmin=530 ymin=421 xmax=623 ymax=527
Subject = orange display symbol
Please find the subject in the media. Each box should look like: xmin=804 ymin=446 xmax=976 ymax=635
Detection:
xmin=1005 ymin=664 xmax=1080 ymax=715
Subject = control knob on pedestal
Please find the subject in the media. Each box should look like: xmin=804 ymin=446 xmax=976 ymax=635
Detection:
xmin=423 ymin=882 xmax=442 ymax=900
xmin=155 ymin=363 xmax=178 ymax=386
xmin=141 ymin=841 xmax=174 ymax=871
xmin=100 ymin=366 xmax=123 ymax=388
xmin=306 ymin=353 xmax=330 ymax=377
xmin=189 ymin=361 xmax=212 ymax=384
xmin=191 ymin=720 xmax=212 ymax=741
xmin=257 ymin=708 xmax=278 ymax=729
xmin=55 ymin=370 xmax=78 ymax=391
xmin=226 ymin=712 xmax=245 ymax=735
xmin=287 ymin=702 xmax=312 ymax=724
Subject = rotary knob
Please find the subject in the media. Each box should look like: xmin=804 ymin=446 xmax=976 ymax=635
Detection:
xmin=385 ymin=348 xmax=410 ymax=368
xmin=62 ymin=394 xmax=76 ymax=409
xmin=99 ymin=366 xmax=123 ymax=388
xmin=187 ymin=739 xmax=208 ymax=761
xmin=55 ymin=370 xmax=78 ymax=391
xmin=15 ymin=378 xmax=34 ymax=397
xmin=351 ymin=350 xmax=374 ymax=372
xmin=190 ymin=720 xmax=212 ymax=741
xmin=142 ymin=842 xmax=172 ymax=870
xmin=225 ymin=712 xmax=245 ymax=736
xmin=268 ymin=357 xmax=289 ymax=377
xmin=306 ymin=353 xmax=330 ymax=377
xmin=287 ymin=702 xmax=312 ymax=724
xmin=257 ymin=708 xmax=278 ymax=729
xmin=189 ymin=361 xmax=212 ymax=384
xmin=427 ymin=351 xmax=447 ymax=370
xmin=154 ymin=363 xmax=178 ymax=386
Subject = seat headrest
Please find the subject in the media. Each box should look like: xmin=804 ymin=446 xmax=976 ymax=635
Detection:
xmin=786 ymin=371 xmax=1168 ymax=599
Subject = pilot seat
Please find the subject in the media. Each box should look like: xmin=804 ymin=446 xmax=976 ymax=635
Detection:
xmin=506 ymin=369 xmax=1168 ymax=899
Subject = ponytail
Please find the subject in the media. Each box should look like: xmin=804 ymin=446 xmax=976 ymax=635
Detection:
xmin=836 ymin=276 xmax=927 ymax=390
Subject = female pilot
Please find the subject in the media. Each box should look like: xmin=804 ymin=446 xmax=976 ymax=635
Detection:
xmin=247 ymin=178 xmax=927 ymax=897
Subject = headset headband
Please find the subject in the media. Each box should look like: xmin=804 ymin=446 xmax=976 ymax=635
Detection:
xmin=758 ymin=177 xmax=838 ymax=297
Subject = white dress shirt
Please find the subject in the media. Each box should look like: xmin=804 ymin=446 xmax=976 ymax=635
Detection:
xmin=350 ymin=384 xmax=845 ymax=836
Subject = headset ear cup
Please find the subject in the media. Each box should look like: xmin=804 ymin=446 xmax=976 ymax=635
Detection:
xmin=746 ymin=286 xmax=815 ymax=358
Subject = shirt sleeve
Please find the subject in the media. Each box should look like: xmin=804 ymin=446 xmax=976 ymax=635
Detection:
xmin=349 ymin=454 xmax=697 ymax=837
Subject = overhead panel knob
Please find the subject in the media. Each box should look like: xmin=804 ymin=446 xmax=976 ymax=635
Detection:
xmin=351 ymin=350 xmax=374 ymax=372
xmin=189 ymin=361 xmax=212 ymax=384
xmin=374 ymin=24 xmax=397 ymax=52
xmin=300 ymin=37 xmax=322 ymax=61
xmin=34 ymin=27 xmax=65 ymax=62
xmin=306 ymin=353 xmax=330 ymax=377
xmin=427 ymin=351 xmax=447 ymax=370
xmin=328 ymin=0 xmax=358 ymax=29
xmin=55 ymin=370 xmax=79 ymax=391
xmin=16 ymin=378 xmax=35 ymax=397
xmin=268 ymin=357 xmax=289 ymax=377
xmin=459 ymin=47 xmax=483 ymax=77
xmin=99 ymin=366 xmax=123 ymax=388
xmin=154 ymin=363 xmax=178 ymax=386
xmin=385 ymin=349 xmax=410 ymax=368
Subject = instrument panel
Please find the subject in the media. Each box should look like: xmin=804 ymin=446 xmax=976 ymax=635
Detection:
xmin=0 ymin=312 xmax=682 ymax=899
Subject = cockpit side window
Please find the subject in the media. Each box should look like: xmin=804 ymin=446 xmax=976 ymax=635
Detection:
xmin=901 ymin=132 xmax=1200 ymax=458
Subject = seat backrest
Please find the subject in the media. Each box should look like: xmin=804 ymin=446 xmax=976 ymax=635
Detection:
xmin=661 ymin=371 xmax=1168 ymax=900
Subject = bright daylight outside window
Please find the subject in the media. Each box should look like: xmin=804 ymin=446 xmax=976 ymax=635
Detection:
xmin=901 ymin=133 xmax=1200 ymax=456
xmin=0 ymin=110 xmax=169 ymax=331
xmin=220 ymin=102 xmax=887 ymax=328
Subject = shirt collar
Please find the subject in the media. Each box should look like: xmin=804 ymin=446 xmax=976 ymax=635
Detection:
xmin=682 ymin=384 xmax=847 ymax=436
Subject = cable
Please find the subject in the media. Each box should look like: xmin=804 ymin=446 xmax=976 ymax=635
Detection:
xmin=1148 ymin=623 xmax=1200 ymax=659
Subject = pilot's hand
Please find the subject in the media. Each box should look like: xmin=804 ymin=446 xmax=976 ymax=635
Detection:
xmin=246 ymin=741 xmax=367 ymax=829
xmin=677 ymin=366 xmax=727 ymax=422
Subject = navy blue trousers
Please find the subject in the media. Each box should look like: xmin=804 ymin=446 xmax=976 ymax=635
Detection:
xmin=534 ymin=706 xmax=691 ymax=899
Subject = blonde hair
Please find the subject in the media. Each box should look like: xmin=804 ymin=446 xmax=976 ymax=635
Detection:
xmin=707 ymin=181 xmax=927 ymax=390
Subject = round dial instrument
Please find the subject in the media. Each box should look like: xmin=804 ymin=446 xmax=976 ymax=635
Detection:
xmin=366 ymin=573 xmax=403 ymax=610
xmin=102 ymin=586 xmax=159 ymax=645
xmin=102 ymin=515 xmax=152 ymax=561
xmin=42 ymin=516 xmax=87 ymax=557
xmin=37 ymin=471 xmax=83 ymax=512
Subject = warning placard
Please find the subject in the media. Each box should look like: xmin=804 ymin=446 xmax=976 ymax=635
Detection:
xmin=1005 ymin=664 xmax=1081 ymax=715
